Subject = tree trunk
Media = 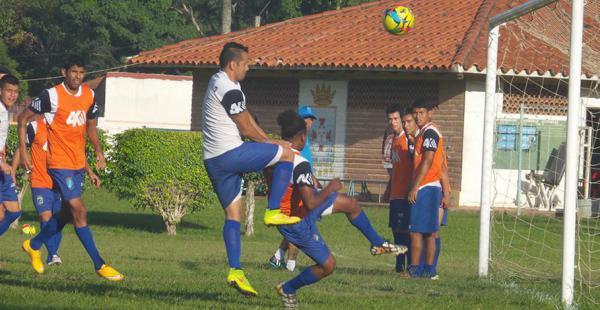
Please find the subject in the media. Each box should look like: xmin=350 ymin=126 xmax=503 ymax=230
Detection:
xmin=10 ymin=182 xmax=28 ymax=230
xmin=244 ymin=180 xmax=256 ymax=236
xmin=165 ymin=222 xmax=177 ymax=235
xmin=160 ymin=204 xmax=186 ymax=236
xmin=221 ymin=0 xmax=232 ymax=34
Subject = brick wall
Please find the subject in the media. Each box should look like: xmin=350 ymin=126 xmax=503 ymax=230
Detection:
xmin=345 ymin=80 xmax=440 ymax=181
xmin=437 ymin=80 xmax=466 ymax=191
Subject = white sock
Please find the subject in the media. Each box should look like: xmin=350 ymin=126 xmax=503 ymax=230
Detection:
xmin=286 ymin=260 xmax=296 ymax=271
xmin=274 ymin=248 xmax=284 ymax=261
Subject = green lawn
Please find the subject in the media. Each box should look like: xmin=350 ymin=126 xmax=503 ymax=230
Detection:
xmin=0 ymin=187 xmax=593 ymax=309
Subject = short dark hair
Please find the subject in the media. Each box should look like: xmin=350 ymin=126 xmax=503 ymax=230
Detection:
xmin=0 ymin=74 xmax=19 ymax=88
xmin=277 ymin=110 xmax=306 ymax=140
xmin=400 ymin=106 xmax=414 ymax=117
xmin=62 ymin=55 xmax=86 ymax=70
xmin=385 ymin=103 xmax=403 ymax=117
xmin=219 ymin=42 xmax=249 ymax=69
xmin=411 ymin=99 xmax=435 ymax=111
xmin=0 ymin=65 xmax=11 ymax=75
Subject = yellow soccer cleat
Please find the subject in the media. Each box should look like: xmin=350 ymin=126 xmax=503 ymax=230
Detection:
xmin=227 ymin=268 xmax=258 ymax=297
xmin=96 ymin=264 xmax=125 ymax=282
xmin=22 ymin=239 xmax=44 ymax=274
xmin=264 ymin=209 xmax=301 ymax=226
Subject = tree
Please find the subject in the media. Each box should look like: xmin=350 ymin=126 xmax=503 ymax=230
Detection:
xmin=221 ymin=0 xmax=232 ymax=34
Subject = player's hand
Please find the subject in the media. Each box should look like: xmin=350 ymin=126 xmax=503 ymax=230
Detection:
xmin=408 ymin=187 xmax=418 ymax=204
xmin=95 ymin=151 xmax=106 ymax=170
xmin=442 ymin=191 xmax=451 ymax=208
xmin=88 ymin=171 xmax=101 ymax=188
xmin=383 ymin=187 xmax=390 ymax=202
xmin=328 ymin=178 xmax=342 ymax=192
xmin=1 ymin=162 xmax=13 ymax=176
xmin=266 ymin=138 xmax=292 ymax=148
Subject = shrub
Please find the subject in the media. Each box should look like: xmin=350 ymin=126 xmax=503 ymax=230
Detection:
xmin=106 ymin=128 xmax=216 ymax=235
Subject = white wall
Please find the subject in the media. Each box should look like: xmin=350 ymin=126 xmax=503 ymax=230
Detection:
xmin=460 ymin=78 xmax=598 ymax=208
xmin=98 ymin=75 xmax=193 ymax=134
xmin=460 ymin=80 xmax=488 ymax=206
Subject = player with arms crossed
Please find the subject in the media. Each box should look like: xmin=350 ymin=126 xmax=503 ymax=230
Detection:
xmin=18 ymin=55 xmax=123 ymax=281
xmin=407 ymin=100 xmax=445 ymax=279
xmin=202 ymin=42 xmax=301 ymax=296
xmin=272 ymin=110 xmax=407 ymax=308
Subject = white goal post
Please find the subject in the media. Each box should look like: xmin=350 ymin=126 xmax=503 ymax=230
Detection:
xmin=478 ymin=0 xmax=585 ymax=307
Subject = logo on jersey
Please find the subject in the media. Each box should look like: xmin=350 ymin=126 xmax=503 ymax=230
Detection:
xmin=423 ymin=138 xmax=437 ymax=149
xmin=296 ymin=173 xmax=313 ymax=186
xmin=66 ymin=110 xmax=86 ymax=127
xmin=31 ymin=97 xmax=42 ymax=112
xmin=229 ymin=101 xmax=246 ymax=115
xmin=36 ymin=195 xmax=44 ymax=206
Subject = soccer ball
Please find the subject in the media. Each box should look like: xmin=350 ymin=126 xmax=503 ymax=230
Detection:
xmin=21 ymin=224 xmax=36 ymax=236
xmin=383 ymin=6 xmax=415 ymax=35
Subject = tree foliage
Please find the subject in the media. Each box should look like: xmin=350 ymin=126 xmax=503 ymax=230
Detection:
xmin=0 ymin=0 xmax=197 ymax=94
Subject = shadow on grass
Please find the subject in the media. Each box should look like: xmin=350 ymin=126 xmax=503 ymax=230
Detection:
xmin=19 ymin=210 xmax=207 ymax=234
xmin=0 ymin=276 xmax=277 ymax=307
xmin=89 ymin=211 xmax=207 ymax=234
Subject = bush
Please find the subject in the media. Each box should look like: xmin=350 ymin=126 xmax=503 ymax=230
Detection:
xmin=106 ymin=128 xmax=216 ymax=235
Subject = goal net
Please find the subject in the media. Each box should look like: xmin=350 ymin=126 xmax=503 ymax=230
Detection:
xmin=485 ymin=0 xmax=600 ymax=306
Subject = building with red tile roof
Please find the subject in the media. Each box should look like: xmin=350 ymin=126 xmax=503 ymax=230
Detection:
xmin=130 ymin=0 xmax=600 ymax=207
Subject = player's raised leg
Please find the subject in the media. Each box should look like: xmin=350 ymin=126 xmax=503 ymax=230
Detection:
xmin=329 ymin=194 xmax=407 ymax=256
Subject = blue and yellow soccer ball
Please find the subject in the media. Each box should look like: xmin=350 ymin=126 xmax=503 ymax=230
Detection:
xmin=383 ymin=6 xmax=415 ymax=35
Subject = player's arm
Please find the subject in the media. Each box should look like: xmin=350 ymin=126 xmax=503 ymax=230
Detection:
xmin=86 ymin=100 xmax=105 ymax=170
xmin=294 ymin=161 xmax=341 ymax=210
xmin=84 ymin=159 xmax=101 ymax=188
xmin=221 ymin=89 xmax=289 ymax=147
xmin=298 ymin=178 xmax=342 ymax=211
xmin=18 ymin=92 xmax=50 ymax=171
xmin=440 ymin=156 xmax=451 ymax=207
xmin=408 ymin=130 xmax=439 ymax=204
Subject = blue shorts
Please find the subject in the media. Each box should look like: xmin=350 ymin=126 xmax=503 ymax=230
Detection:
xmin=0 ymin=172 xmax=18 ymax=203
xmin=409 ymin=186 xmax=442 ymax=233
xmin=440 ymin=206 xmax=448 ymax=227
xmin=31 ymin=187 xmax=62 ymax=214
xmin=49 ymin=169 xmax=85 ymax=201
xmin=389 ymin=199 xmax=410 ymax=230
xmin=278 ymin=192 xmax=338 ymax=265
xmin=204 ymin=142 xmax=280 ymax=208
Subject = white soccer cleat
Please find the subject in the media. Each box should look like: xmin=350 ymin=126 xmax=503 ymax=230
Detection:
xmin=370 ymin=241 xmax=408 ymax=256
xmin=47 ymin=254 xmax=63 ymax=266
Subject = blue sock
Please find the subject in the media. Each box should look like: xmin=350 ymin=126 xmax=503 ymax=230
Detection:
xmin=350 ymin=211 xmax=385 ymax=246
xmin=0 ymin=210 xmax=21 ymax=236
xmin=75 ymin=226 xmax=105 ymax=270
xmin=223 ymin=219 xmax=241 ymax=269
xmin=394 ymin=232 xmax=410 ymax=272
xmin=283 ymin=267 xmax=320 ymax=294
xmin=40 ymin=221 xmax=62 ymax=261
xmin=267 ymin=162 xmax=293 ymax=210
xmin=31 ymin=217 xmax=58 ymax=250
xmin=433 ymin=237 xmax=441 ymax=269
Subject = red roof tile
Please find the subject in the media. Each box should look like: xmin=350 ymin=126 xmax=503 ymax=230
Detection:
xmin=130 ymin=0 xmax=600 ymax=77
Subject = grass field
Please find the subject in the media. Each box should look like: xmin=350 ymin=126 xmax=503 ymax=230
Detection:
xmin=0 ymin=187 xmax=587 ymax=309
